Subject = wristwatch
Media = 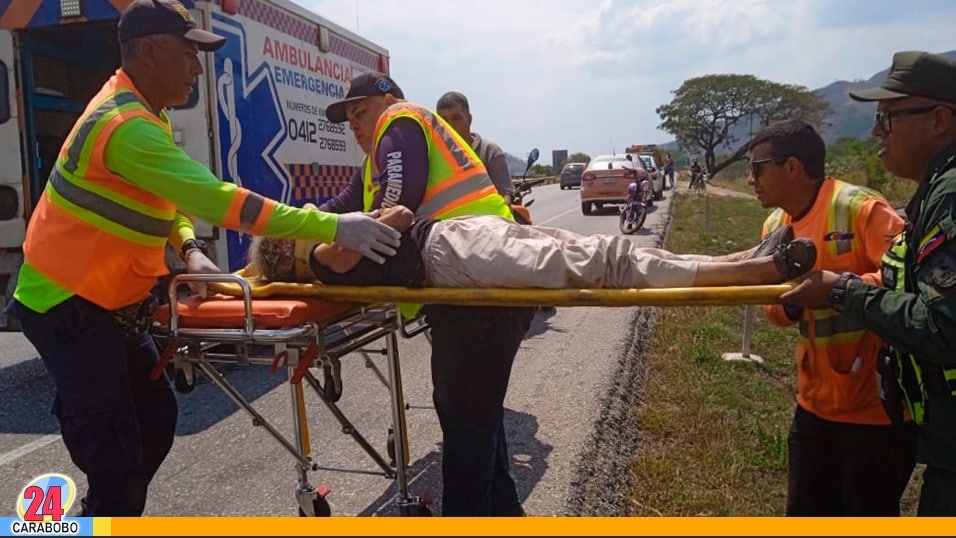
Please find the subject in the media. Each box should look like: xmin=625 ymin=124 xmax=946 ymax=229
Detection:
xmin=180 ymin=238 xmax=209 ymax=260
xmin=828 ymin=272 xmax=861 ymax=312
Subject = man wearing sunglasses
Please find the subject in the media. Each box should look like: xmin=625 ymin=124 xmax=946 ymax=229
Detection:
xmin=747 ymin=119 xmax=912 ymax=516
xmin=782 ymin=50 xmax=956 ymax=516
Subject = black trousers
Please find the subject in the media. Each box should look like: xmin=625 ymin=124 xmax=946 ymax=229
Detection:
xmin=8 ymin=297 xmax=178 ymax=516
xmin=422 ymin=304 xmax=535 ymax=516
xmin=917 ymin=465 xmax=956 ymax=516
xmin=786 ymin=405 xmax=917 ymax=516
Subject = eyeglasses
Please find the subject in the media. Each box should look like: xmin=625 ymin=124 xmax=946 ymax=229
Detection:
xmin=875 ymin=104 xmax=956 ymax=133
xmin=749 ymin=156 xmax=790 ymax=179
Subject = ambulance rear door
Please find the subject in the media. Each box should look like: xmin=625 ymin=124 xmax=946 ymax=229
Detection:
xmin=0 ymin=32 xmax=24 ymax=249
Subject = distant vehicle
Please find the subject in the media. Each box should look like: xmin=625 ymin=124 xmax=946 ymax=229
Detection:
xmin=559 ymin=162 xmax=586 ymax=189
xmin=579 ymin=154 xmax=648 ymax=215
xmin=635 ymin=154 xmax=665 ymax=201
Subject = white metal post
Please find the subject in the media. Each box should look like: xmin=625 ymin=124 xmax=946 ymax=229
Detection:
xmin=722 ymin=305 xmax=764 ymax=364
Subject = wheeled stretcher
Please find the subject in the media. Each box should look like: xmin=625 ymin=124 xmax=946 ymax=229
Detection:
xmin=149 ymin=273 xmax=793 ymax=517
xmin=149 ymin=273 xmax=432 ymax=516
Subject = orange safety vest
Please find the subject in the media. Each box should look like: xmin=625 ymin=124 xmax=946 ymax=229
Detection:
xmin=762 ymin=178 xmax=904 ymax=424
xmin=362 ymin=102 xmax=513 ymax=221
xmin=22 ymin=70 xmax=177 ymax=310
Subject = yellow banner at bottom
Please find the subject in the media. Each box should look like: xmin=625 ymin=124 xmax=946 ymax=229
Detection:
xmin=93 ymin=516 xmax=954 ymax=536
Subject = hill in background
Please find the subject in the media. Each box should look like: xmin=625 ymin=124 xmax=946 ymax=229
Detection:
xmin=816 ymin=49 xmax=956 ymax=142
xmin=657 ymin=49 xmax=956 ymax=153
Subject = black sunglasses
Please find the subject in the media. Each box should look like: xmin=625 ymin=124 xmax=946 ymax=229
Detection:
xmin=749 ymin=156 xmax=791 ymax=179
xmin=875 ymin=104 xmax=956 ymax=133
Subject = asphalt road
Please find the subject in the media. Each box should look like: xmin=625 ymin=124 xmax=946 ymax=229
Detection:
xmin=0 ymin=182 xmax=676 ymax=517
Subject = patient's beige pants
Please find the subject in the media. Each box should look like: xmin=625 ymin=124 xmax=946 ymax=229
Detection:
xmin=421 ymin=215 xmax=711 ymax=289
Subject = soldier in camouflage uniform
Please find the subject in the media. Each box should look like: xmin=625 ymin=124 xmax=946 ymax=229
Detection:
xmin=783 ymin=50 xmax=956 ymax=516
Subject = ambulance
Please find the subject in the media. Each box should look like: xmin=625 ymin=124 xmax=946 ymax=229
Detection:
xmin=0 ymin=0 xmax=391 ymax=329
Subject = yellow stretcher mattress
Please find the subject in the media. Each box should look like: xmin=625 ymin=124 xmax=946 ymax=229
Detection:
xmin=207 ymin=272 xmax=794 ymax=308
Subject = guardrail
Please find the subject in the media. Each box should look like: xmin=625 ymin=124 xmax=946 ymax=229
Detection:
xmin=511 ymin=175 xmax=557 ymax=186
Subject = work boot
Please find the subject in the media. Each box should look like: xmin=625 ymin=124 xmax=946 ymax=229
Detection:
xmin=773 ymin=238 xmax=816 ymax=281
xmin=751 ymin=225 xmax=794 ymax=259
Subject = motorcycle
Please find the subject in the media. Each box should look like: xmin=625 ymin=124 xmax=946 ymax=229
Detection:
xmin=619 ymin=179 xmax=647 ymax=235
xmin=625 ymin=153 xmax=654 ymax=206
xmin=511 ymin=148 xmax=541 ymax=225
xmin=689 ymin=167 xmax=707 ymax=193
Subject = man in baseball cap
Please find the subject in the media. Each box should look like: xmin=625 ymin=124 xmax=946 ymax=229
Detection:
xmin=119 ymin=0 xmax=226 ymax=51
xmin=325 ymin=73 xmax=404 ymax=124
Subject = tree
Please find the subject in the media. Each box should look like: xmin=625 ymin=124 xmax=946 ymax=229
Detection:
xmin=529 ymin=164 xmax=554 ymax=176
xmin=656 ymin=74 xmax=830 ymax=177
xmin=568 ymin=152 xmax=590 ymax=163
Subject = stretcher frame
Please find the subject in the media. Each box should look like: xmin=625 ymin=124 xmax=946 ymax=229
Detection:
xmin=150 ymin=273 xmax=793 ymax=517
xmin=206 ymin=278 xmax=795 ymax=307
xmin=149 ymin=273 xmax=432 ymax=517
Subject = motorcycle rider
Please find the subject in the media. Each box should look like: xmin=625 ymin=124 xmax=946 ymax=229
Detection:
xmin=620 ymin=180 xmax=646 ymax=234
xmin=690 ymin=158 xmax=704 ymax=188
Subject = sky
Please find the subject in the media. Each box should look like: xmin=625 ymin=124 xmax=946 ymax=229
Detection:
xmin=303 ymin=0 xmax=956 ymax=162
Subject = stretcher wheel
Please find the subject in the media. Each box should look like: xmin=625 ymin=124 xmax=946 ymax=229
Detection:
xmin=386 ymin=428 xmax=395 ymax=465
xmin=398 ymin=498 xmax=432 ymax=517
xmin=298 ymin=496 xmax=331 ymax=517
xmin=411 ymin=505 xmax=431 ymax=516
xmin=174 ymin=368 xmax=195 ymax=394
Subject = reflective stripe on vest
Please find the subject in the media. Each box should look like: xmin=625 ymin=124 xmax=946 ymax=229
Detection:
xmin=23 ymin=71 xmax=178 ymax=310
xmin=63 ymin=91 xmax=142 ymax=176
xmin=826 ymin=183 xmax=874 ymax=257
xmin=766 ymin=180 xmax=873 ymax=345
xmin=364 ymin=103 xmax=511 ymax=221
xmin=48 ymin=168 xmax=173 ymax=243
xmin=881 ymin=235 xmax=956 ymax=424
xmin=763 ymin=208 xmax=787 ymax=234
xmin=798 ymin=310 xmax=866 ymax=344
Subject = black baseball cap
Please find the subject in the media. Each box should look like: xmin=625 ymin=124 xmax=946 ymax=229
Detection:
xmin=119 ymin=0 xmax=226 ymax=52
xmin=326 ymin=73 xmax=404 ymax=123
xmin=849 ymin=50 xmax=956 ymax=106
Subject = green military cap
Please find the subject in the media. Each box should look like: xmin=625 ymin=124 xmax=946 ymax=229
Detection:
xmin=849 ymin=50 xmax=956 ymax=105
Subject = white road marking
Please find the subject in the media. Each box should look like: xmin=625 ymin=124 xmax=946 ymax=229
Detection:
xmin=535 ymin=206 xmax=580 ymax=227
xmin=0 ymin=434 xmax=61 ymax=467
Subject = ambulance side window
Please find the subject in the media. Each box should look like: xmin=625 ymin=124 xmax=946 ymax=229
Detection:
xmin=0 ymin=60 xmax=9 ymax=123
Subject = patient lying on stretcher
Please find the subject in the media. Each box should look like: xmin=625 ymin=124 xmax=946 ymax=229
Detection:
xmin=245 ymin=205 xmax=814 ymax=289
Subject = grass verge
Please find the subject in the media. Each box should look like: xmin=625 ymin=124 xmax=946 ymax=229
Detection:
xmin=625 ymin=190 xmax=921 ymax=516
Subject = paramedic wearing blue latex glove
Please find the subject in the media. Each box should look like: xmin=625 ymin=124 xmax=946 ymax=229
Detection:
xmin=321 ymin=73 xmax=535 ymax=516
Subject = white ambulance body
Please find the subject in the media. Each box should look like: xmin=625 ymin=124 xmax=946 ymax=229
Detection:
xmin=0 ymin=0 xmax=390 ymax=328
